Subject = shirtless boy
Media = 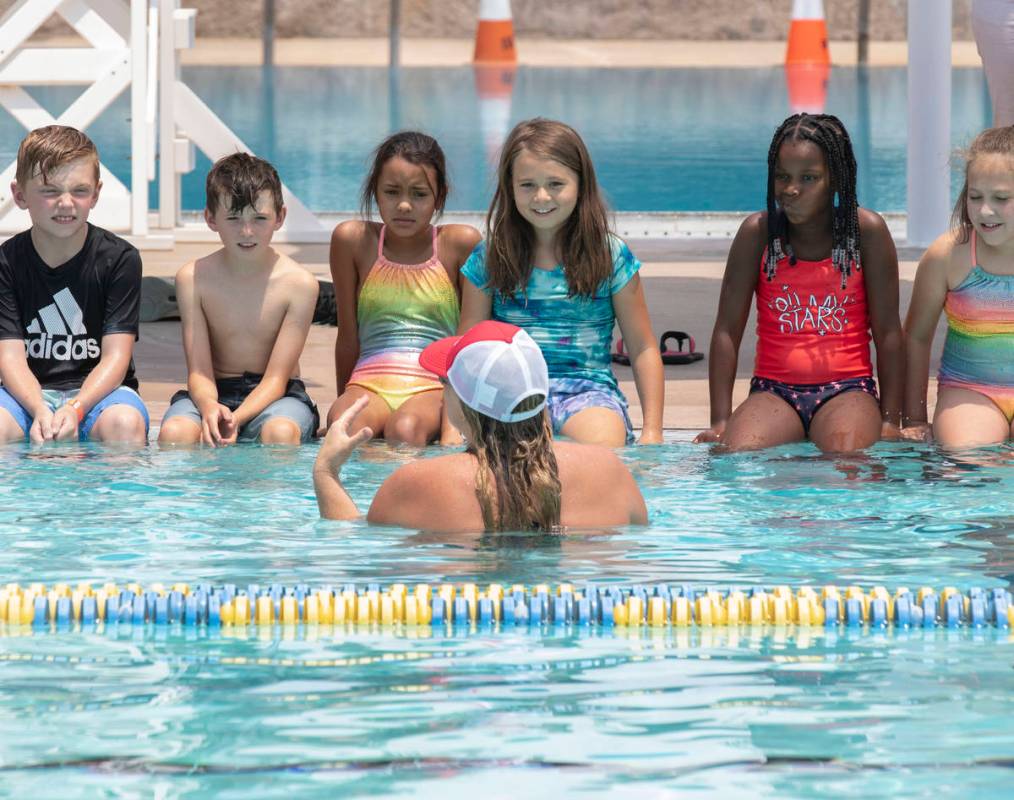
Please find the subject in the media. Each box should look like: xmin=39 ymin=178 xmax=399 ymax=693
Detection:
xmin=158 ymin=153 xmax=320 ymax=446
xmin=0 ymin=125 xmax=148 ymax=445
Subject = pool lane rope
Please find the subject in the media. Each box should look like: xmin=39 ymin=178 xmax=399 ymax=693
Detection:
xmin=2 ymin=582 xmax=1012 ymax=632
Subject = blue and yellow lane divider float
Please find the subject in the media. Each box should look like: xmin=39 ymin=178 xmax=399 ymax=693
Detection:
xmin=1 ymin=582 xmax=1012 ymax=633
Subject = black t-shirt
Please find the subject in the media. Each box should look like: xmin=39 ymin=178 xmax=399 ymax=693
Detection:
xmin=0 ymin=224 xmax=140 ymax=390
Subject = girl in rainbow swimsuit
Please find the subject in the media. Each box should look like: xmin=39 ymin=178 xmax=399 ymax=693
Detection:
xmin=904 ymin=126 xmax=1014 ymax=447
xmin=325 ymin=132 xmax=480 ymax=445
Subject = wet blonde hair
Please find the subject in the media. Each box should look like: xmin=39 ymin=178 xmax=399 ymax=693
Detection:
xmin=953 ymin=125 xmax=1014 ymax=244
xmin=16 ymin=125 xmax=99 ymax=187
xmin=459 ymin=395 xmax=562 ymax=532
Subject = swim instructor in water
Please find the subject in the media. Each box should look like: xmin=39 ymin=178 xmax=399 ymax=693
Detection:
xmin=314 ymin=320 xmax=647 ymax=531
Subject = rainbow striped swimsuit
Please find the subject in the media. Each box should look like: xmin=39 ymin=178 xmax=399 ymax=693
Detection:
xmin=938 ymin=231 xmax=1014 ymax=421
xmin=346 ymin=225 xmax=459 ymax=410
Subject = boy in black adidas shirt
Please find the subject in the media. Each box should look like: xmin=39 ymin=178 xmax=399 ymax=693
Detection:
xmin=0 ymin=126 xmax=148 ymax=444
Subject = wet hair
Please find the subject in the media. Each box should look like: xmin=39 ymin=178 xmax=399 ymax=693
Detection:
xmin=764 ymin=113 xmax=861 ymax=289
xmin=952 ymin=125 xmax=1014 ymax=244
xmin=486 ymin=118 xmax=612 ymax=298
xmin=205 ymin=152 xmax=284 ymax=215
xmin=359 ymin=131 xmax=448 ymax=219
xmin=458 ymin=395 xmax=562 ymax=532
xmin=15 ymin=125 xmax=99 ymax=187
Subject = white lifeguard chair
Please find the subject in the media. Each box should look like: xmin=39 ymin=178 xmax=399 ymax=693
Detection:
xmin=0 ymin=0 xmax=326 ymax=246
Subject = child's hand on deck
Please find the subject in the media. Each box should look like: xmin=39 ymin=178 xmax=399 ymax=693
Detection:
xmin=693 ymin=422 xmax=726 ymax=444
xmin=317 ymin=395 xmax=373 ymax=474
xmin=201 ymin=404 xmax=237 ymax=447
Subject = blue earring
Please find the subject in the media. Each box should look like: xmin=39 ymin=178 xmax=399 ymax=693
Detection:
xmin=833 ymin=191 xmax=840 ymax=209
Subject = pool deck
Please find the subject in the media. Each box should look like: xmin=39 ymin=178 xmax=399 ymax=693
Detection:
xmin=135 ymin=242 xmax=941 ymax=432
xmin=175 ymin=38 xmax=985 ymax=68
xmin=30 ymin=35 xmax=985 ymax=68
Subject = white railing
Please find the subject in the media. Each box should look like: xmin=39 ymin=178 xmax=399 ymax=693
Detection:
xmin=0 ymin=0 xmax=325 ymax=246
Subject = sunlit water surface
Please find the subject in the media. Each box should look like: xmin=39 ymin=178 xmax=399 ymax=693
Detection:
xmin=0 ymin=437 xmax=1012 ymax=797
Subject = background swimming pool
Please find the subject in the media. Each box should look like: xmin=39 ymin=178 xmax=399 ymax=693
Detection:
xmin=0 ymin=66 xmax=993 ymax=214
xmin=0 ymin=438 xmax=1011 ymax=796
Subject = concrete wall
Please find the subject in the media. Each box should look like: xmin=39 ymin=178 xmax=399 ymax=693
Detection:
xmin=12 ymin=1 xmax=976 ymax=41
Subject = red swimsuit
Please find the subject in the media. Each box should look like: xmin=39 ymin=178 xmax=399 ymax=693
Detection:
xmin=755 ymin=251 xmax=871 ymax=382
xmin=751 ymin=251 xmax=877 ymax=431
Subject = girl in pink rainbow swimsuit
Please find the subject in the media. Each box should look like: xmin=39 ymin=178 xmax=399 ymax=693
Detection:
xmin=904 ymin=126 xmax=1014 ymax=447
xmin=325 ymin=132 xmax=480 ymax=445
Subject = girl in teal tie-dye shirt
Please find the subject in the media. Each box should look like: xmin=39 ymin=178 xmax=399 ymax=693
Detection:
xmin=459 ymin=118 xmax=663 ymax=446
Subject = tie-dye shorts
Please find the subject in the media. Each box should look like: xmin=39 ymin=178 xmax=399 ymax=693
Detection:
xmin=546 ymin=378 xmax=634 ymax=443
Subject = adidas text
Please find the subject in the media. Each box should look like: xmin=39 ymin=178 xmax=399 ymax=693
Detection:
xmin=25 ymin=335 xmax=100 ymax=361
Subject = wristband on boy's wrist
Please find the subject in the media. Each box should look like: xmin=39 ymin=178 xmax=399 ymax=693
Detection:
xmin=68 ymin=398 xmax=85 ymax=423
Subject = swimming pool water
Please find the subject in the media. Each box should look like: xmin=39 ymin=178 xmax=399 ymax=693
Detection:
xmin=0 ymin=438 xmax=1011 ymax=797
xmin=0 ymin=66 xmax=993 ymax=214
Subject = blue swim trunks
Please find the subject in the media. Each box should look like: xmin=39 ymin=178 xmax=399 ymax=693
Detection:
xmin=0 ymin=385 xmax=150 ymax=441
xmin=749 ymin=376 xmax=879 ymax=434
xmin=546 ymin=377 xmax=634 ymax=444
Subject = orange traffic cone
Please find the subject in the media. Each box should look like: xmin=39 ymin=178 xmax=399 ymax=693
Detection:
xmin=474 ymin=0 xmax=517 ymax=63
xmin=785 ymin=0 xmax=830 ymax=113
xmin=785 ymin=0 xmax=830 ymax=66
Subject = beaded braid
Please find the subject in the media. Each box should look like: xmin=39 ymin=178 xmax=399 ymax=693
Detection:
xmin=764 ymin=113 xmax=861 ymax=289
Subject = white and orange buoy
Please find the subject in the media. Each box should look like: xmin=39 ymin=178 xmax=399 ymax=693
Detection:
xmin=474 ymin=0 xmax=517 ymax=63
xmin=785 ymin=0 xmax=830 ymax=114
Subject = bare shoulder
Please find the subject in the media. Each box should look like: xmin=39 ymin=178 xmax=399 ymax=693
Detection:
xmin=331 ymin=219 xmax=379 ymax=271
xmin=175 ymin=258 xmax=198 ymax=285
xmin=855 ymin=208 xmax=898 ymax=277
xmin=729 ymin=212 xmax=767 ymax=258
xmin=723 ymin=212 xmax=767 ymax=283
xmin=554 ymin=441 xmax=630 ymax=486
xmin=266 ymin=254 xmax=318 ymax=315
xmin=331 ymin=218 xmax=370 ymax=244
xmin=857 ymin=207 xmax=893 ymax=240
xmin=554 ymin=442 xmax=646 ymax=525
xmin=919 ymin=228 xmax=969 ymax=288
xmin=367 ymin=453 xmax=479 ymax=529
xmin=189 ymin=247 xmax=228 ymax=275
xmin=183 ymin=250 xmax=229 ymax=293
xmin=331 ymin=219 xmax=379 ymax=254
xmin=273 ymin=252 xmax=317 ymax=285
xmin=922 ymin=229 xmax=959 ymax=264
xmin=438 ymin=224 xmax=483 ymax=263
xmin=738 ymin=211 xmax=767 ymax=239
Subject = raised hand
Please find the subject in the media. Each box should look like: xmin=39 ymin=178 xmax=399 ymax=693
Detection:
xmin=317 ymin=395 xmax=373 ymax=474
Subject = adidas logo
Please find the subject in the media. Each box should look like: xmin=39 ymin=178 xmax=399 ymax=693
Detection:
xmin=24 ymin=288 xmax=99 ymax=361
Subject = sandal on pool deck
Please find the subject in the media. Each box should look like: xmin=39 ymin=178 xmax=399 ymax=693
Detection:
xmin=660 ymin=330 xmax=703 ymax=365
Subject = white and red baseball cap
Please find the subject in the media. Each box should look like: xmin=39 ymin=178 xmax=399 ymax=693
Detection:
xmin=420 ymin=321 xmax=549 ymax=423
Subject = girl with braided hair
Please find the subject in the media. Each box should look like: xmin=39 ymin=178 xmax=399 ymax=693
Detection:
xmin=695 ymin=113 xmax=904 ymax=452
